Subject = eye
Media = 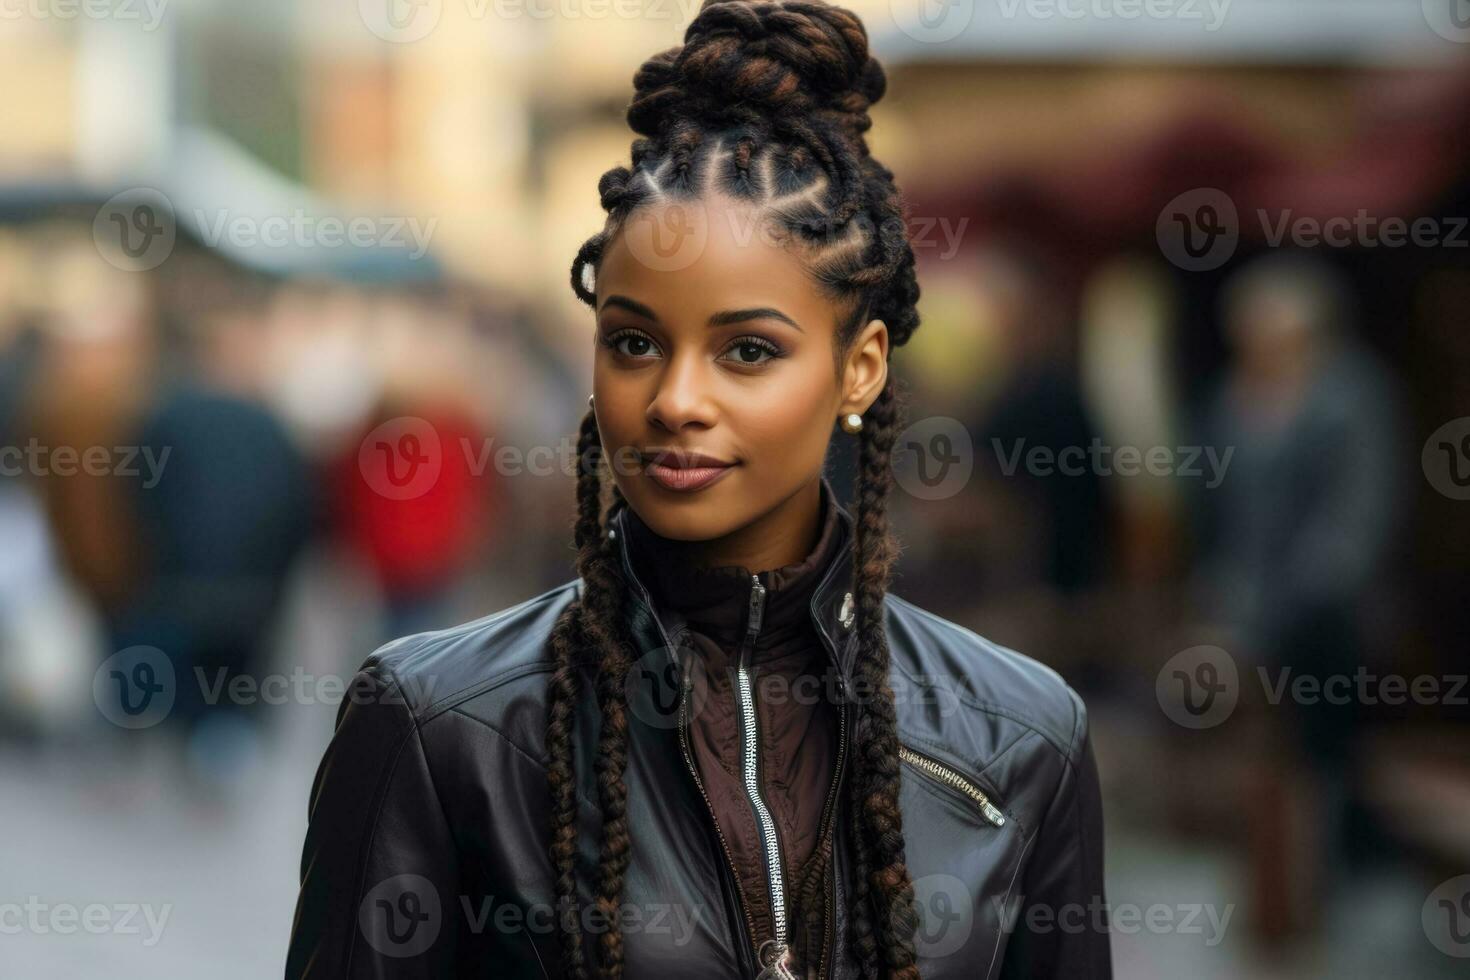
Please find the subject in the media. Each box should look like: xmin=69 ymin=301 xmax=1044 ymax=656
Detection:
xmin=601 ymin=328 xmax=662 ymax=360
xmin=719 ymin=335 xmax=785 ymax=367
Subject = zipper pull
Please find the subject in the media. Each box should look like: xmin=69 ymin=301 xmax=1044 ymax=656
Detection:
xmin=747 ymin=573 xmax=766 ymax=638
xmin=756 ymin=941 xmax=798 ymax=980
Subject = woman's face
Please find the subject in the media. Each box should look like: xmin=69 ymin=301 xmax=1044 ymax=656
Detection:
xmin=592 ymin=192 xmax=888 ymax=555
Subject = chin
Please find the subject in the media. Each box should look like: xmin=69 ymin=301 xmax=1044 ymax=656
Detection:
xmin=625 ymin=481 xmax=748 ymax=542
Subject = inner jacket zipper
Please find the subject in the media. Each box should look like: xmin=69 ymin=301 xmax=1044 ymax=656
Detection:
xmin=898 ymin=744 xmax=1007 ymax=826
xmin=676 ymin=640 xmax=761 ymax=969
xmin=736 ymin=574 xmax=801 ymax=980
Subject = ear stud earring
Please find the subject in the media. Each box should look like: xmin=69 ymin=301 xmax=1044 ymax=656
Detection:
xmin=840 ymin=412 xmax=864 ymax=434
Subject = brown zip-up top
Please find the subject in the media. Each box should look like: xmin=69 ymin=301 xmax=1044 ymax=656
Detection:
xmin=623 ymin=480 xmax=846 ymax=976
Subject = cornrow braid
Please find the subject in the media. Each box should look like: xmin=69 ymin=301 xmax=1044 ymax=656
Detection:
xmin=555 ymin=1 xmax=925 ymax=976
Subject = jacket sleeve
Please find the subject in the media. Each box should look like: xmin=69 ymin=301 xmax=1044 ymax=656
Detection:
xmin=999 ymin=689 xmax=1111 ymax=978
xmin=285 ymin=662 xmax=460 ymax=978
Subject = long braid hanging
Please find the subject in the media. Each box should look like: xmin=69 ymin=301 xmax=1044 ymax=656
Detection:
xmin=546 ymin=409 xmax=606 ymax=980
xmin=546 ymin=406 xmax=639 ymax=980
xmin=554 ymin=2 xmax=926 ymax=977
xmin=847 ymin=381 xmax=922 ymax=980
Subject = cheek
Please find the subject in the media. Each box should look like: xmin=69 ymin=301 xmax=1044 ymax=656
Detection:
xmin=738 ymin=372 xmax=836 ymax=460
xmin=591 ymin=363 xmax=646 ymax=449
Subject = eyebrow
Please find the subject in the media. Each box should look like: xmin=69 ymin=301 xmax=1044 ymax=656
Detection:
xmin=599 ymin=295 xmax=803 ymax=334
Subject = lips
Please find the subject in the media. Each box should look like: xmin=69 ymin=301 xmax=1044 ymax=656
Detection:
xmin=641 ymin=449 xmax=736 ymax=493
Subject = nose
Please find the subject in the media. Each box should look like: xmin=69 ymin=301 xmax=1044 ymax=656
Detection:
xmin=646 ymin=347 xmax=716 ymax=433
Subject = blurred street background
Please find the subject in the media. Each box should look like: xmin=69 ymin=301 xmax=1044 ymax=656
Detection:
xmin=2 ymin=0 xmax=1470 ymax=976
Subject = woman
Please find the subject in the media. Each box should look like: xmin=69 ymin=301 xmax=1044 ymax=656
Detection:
xmin=286 ymin=2 xmax=1109 ymax=977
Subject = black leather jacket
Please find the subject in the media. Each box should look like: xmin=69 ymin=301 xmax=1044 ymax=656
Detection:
xmin=286 ymin=495 xmax=1111 ymax=978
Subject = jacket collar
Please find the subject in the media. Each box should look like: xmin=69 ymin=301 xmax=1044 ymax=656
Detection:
xmin=608 ymin=475 xmax=861 ymax=688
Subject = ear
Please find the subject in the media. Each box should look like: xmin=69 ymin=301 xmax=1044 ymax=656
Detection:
xmin=839 ymin=318 xmax=889 ymax=416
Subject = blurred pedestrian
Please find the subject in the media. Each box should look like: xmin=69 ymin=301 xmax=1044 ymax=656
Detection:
xmin=1193 ymin=250 xmax=1407 ymax=940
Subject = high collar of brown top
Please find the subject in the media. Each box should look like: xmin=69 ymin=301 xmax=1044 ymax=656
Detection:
xmin=622 ymin=476 xmax=848 ymax=660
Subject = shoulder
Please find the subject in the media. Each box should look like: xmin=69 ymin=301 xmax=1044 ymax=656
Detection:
xmin=353 ymin=579 xmax=581 ymax=725
xmin=882 ymin=590 xmax=1089 ymax=771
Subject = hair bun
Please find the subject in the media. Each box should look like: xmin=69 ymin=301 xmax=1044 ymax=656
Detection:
xmin=627 ymin=0 xmax=886 ymax=140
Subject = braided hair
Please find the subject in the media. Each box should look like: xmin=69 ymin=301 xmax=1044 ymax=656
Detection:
xmin=549 ymin=2 xmax=924 ymax=977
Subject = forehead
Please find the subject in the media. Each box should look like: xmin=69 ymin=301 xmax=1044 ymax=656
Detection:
xmin=595 ymin=195 xmax=837 ymax=326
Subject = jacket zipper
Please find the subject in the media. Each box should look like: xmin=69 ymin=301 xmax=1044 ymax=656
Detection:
xmin=737 ymin=574 xmax=800 ymax=980
xmin=898 ymin=744 xmax=1007 ymax=826
xmin=677 ymin=653 xmax=762 ymax=964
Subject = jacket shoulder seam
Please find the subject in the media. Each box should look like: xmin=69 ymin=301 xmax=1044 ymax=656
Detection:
xmin=419 ymin=661 xmax=556 ymax=723
xmin=373 ymin=582 xmax=579 ymax=721
xmin=443 ymin=705 xmax=600 ymax=812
